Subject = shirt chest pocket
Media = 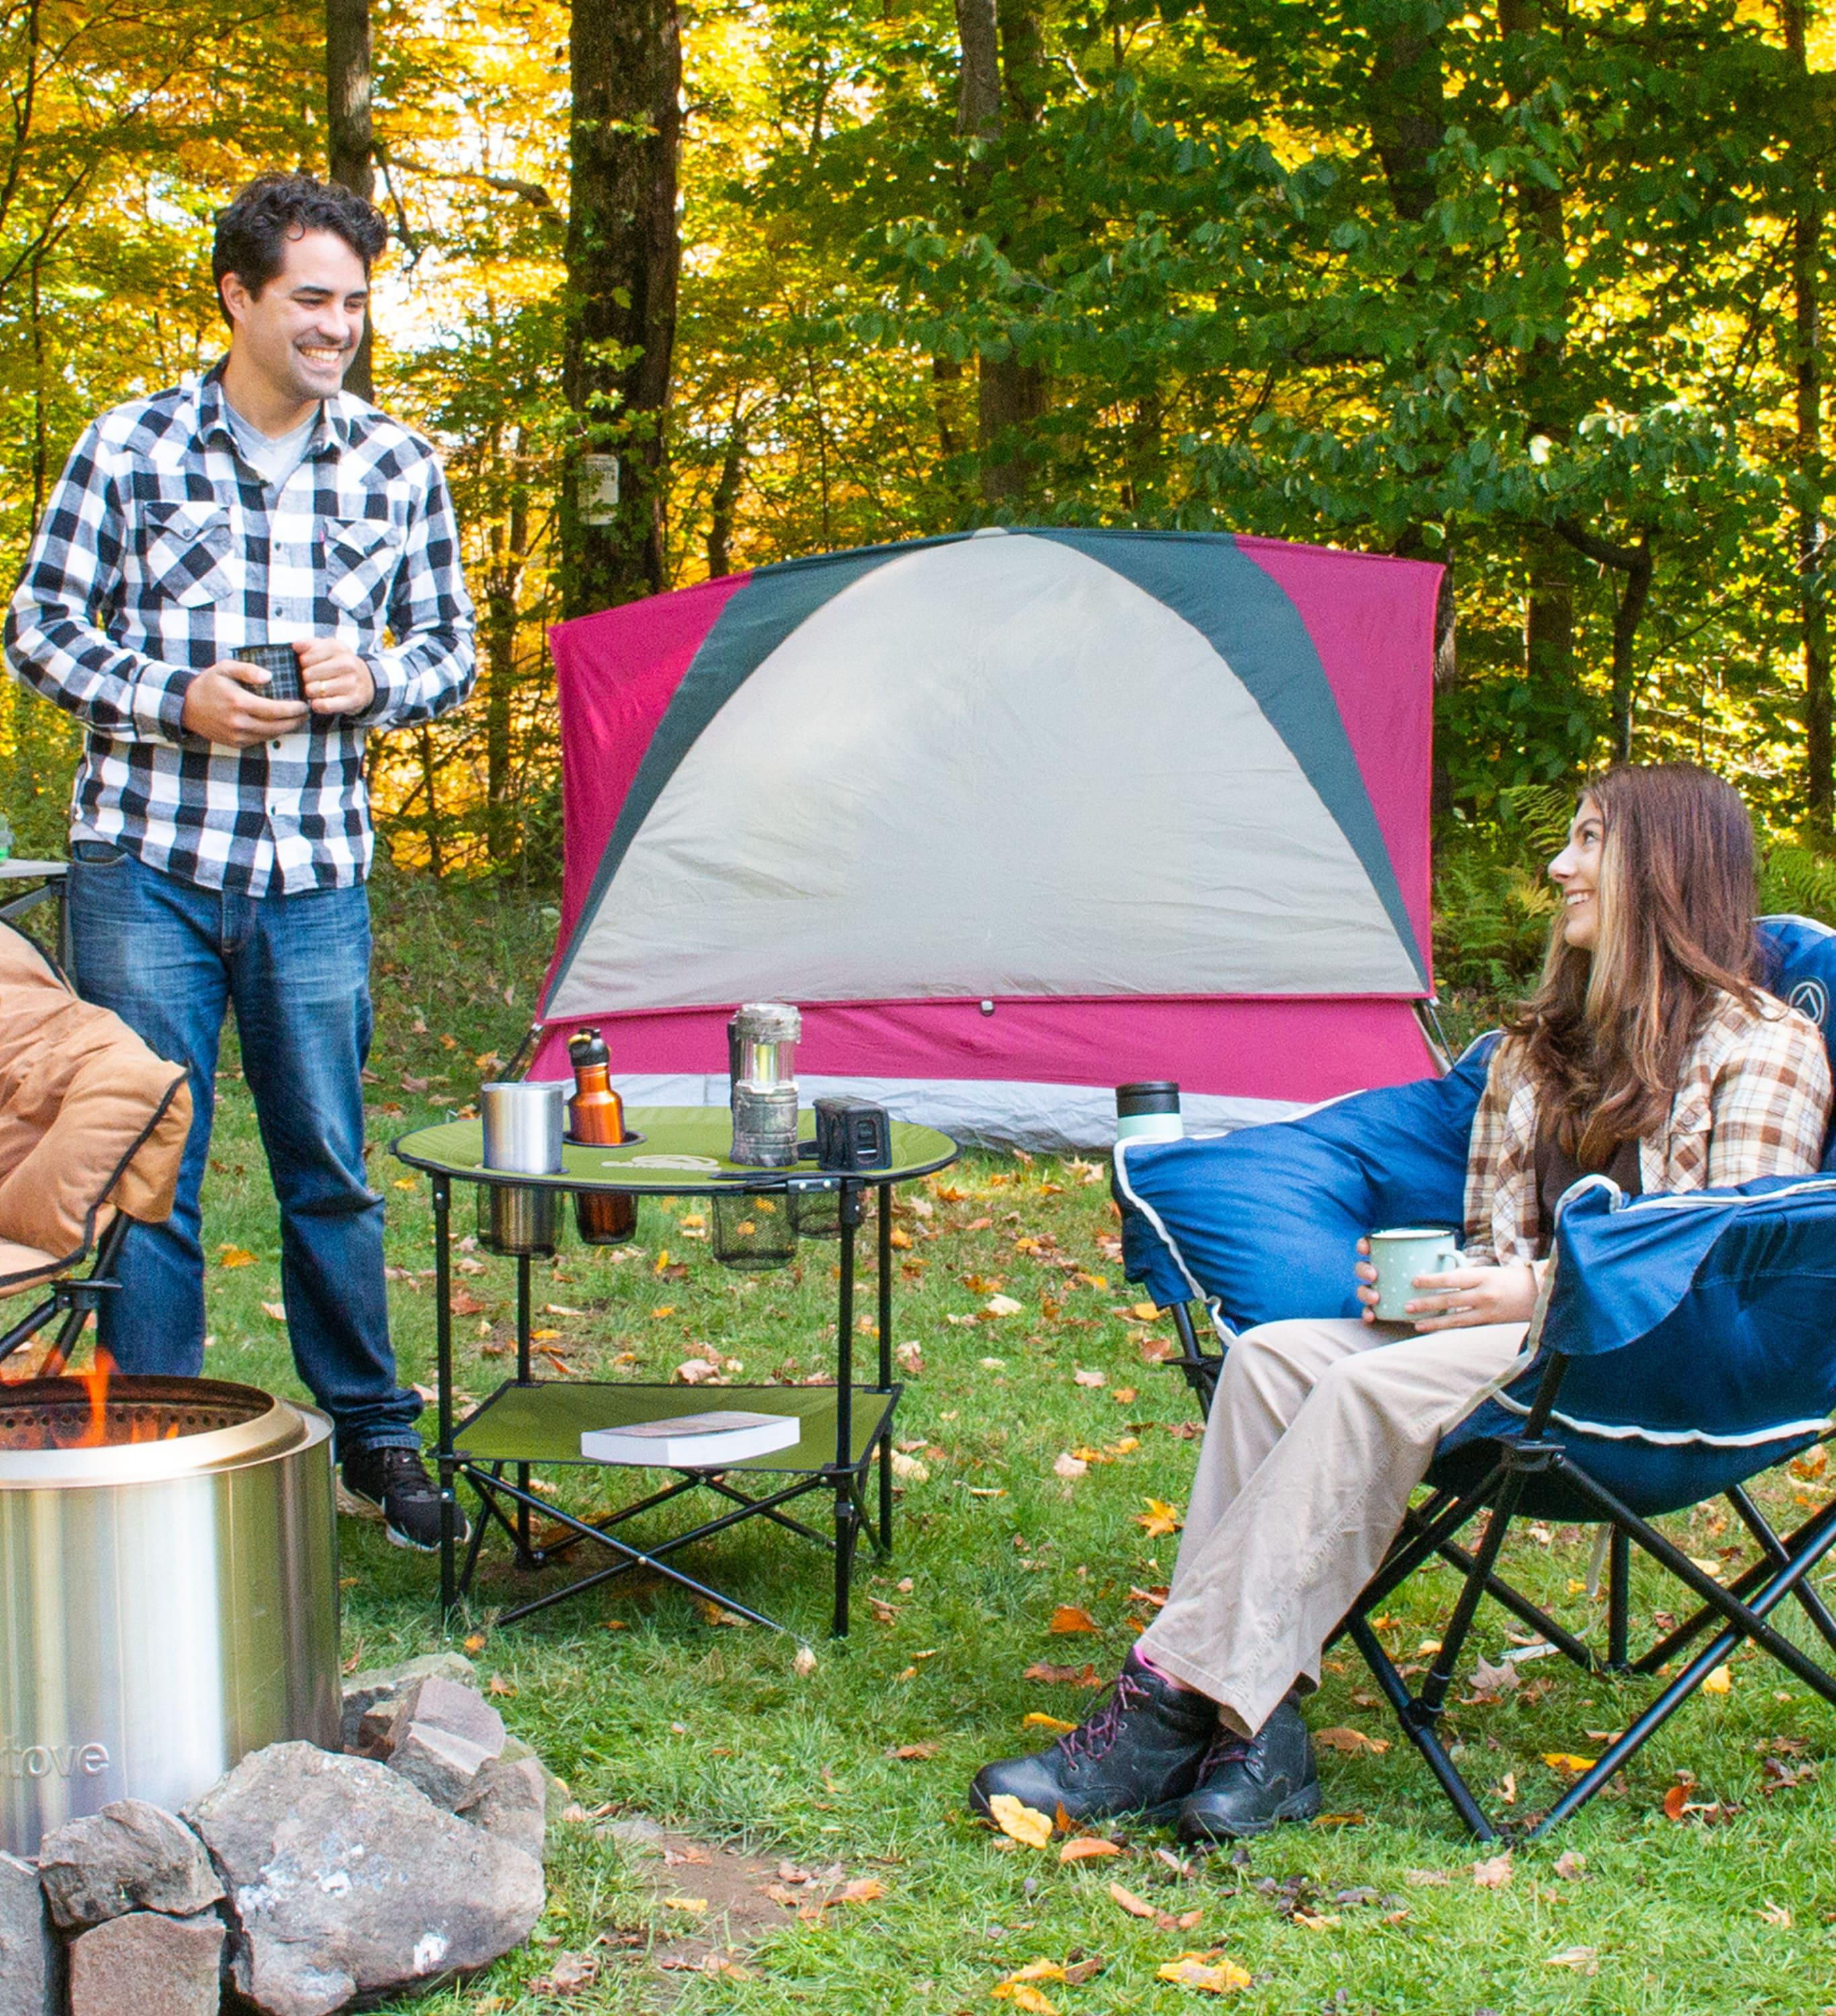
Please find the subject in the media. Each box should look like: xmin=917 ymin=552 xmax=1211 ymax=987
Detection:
xmin=140 ymin=501 xmax=234 ymax=607
xmin=323 ymin=515 xmax=403 ymax=616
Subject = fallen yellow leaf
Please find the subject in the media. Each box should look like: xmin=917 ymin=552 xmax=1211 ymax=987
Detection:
xmin=1702 ymin=1665 xmax=1733 ymax=1693
xmin=662 ymin=1896 xmax=708 ymax=1913
xmin=1541 ymin=1753 xmax=1598 ymax=1774
xmin=988 ymin=1794 xmax=1054 ymax=1849
xmin=1134 ymin=1498 xmax=1183 ymax=1538
xmin=1315 ymin=1726 xmax=1390 ymax=1755
xmin=216 ymin=1245 xmax=257 ymax=1268
xmin=991 ymin=1986 xmax=1057 ymax=2015
xmin=1002 ymin=1960 xmax=1067 ymax=1984
xmin=1129 ymin=1302 xmax=1162 ymax=1322
xmin=1108 ymin=1882 xmax=1157 ymax=1919
xmin=1049 ymin=1605 xmax=1100 ymax=1634
xmin=1023 ymin=1712 xmax=1079 ymax=1732
xmin=1157 ymin=1954 xmax=1251 ymax=1993
xmin=1058 ymin=1837 xmax=1123 ymax=1862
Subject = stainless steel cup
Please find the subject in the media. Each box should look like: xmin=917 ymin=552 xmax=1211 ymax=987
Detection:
xmin=481 ymin=1082 xmax=566 ymax=1173
xmin=480 ymin=1081 xmax=565 ymax=1255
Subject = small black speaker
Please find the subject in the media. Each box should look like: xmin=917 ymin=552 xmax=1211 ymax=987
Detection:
xmin=814 ymin=1095 xmax=892 ymax=1171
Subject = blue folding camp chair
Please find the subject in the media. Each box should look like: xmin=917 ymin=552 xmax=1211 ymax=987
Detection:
xmin=1111 ymin=915 xmax=1836 ymax=1838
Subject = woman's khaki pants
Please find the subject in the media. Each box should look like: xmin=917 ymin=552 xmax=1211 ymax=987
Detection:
xmin=1136 ymin=1316 xmax=1530 ymax=1737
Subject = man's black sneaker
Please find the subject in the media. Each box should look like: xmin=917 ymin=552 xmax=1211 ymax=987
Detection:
xmin=968 ymin=1651 xmax=1219 ymax=1825
xmin=341 ymin=1445 xmax=468 ymax=1552
xmin=1176 ymin=1694 xmax=1321 ymax=1843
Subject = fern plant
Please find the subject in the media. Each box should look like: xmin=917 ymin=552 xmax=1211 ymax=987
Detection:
xmin=1759 ymin=843 xmax=1836 ymax=927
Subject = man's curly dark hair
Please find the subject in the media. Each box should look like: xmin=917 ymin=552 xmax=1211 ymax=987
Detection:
xmin=212 ymin=173 xmax=388 ymax=324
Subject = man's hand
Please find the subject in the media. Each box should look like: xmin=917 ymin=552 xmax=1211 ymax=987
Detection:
xmin=298 ymin=637 xmax=376 ymax=717
xmin=181 ymin=659 xmax=310 ymax=747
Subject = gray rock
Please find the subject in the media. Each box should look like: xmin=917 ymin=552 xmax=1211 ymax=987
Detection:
xmin=187 ymin=1740 xmax=542 ymax=2016
xmin=0 ymin=1851 xmax=55 ymax=2016
xmin=601 ymin=1814 xmax=665 ymax=1850
xmin=67 ymin=1909 xmax=224 ymax=2016
xmin=364 ymin=1671 xmax=506 ymax=1809
xmin=499 ymin=1735 xmax=571 ymax=1822
xmin=36 ymin=1799 xmax=224 ymax=1930
xmin=339 ymin=1651 xmax=476 ymax=1753
xmin=457 ymin=1754 xmax=548 ymax=1863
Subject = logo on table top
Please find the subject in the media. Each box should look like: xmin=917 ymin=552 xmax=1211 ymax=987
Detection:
xmin=1 ymin=1734 xmax=111 ymax=1779
xmin=1788 ymin=978 xmax=1831 ymax=1030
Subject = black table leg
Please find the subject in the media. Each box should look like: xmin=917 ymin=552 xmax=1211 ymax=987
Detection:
xmin=833 ymin=1181 xmax=861 ymax=1634
xmin=433 ymin=1174 xmax=456 ymax=1613
xmin=515 ymin=1251 xmax=533 ymax=1564
xmin=878 ymin=1183 xmax=894 ymax=1552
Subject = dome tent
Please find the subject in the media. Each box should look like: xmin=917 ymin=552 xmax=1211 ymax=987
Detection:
xmin=530 ymin=526 xmax=1444 ymax=1150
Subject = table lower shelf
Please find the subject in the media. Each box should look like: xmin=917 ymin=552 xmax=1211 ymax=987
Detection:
xmin=452 ymin=1379 xmax=899 ymax=1472
xmin=442 ymin=1380 xmax=901 ymax=1634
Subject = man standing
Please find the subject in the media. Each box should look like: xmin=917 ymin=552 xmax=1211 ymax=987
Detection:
xmin=5 ymin=174 xmax=474 ymax=1548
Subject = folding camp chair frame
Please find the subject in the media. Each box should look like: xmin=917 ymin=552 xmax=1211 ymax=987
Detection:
xmin=0 ymin=1214 xmax=129 ymax=1375
xmin=1151 ymin=1294 xmax=1836 ymax=1839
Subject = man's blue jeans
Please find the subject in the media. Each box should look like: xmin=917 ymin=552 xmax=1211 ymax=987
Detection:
xmin=66 ymin=843 xmax=419 ymax=1455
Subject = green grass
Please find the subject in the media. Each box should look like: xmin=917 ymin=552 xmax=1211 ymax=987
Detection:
xmin=105 ymin=874 xmax=1836 ymax=2012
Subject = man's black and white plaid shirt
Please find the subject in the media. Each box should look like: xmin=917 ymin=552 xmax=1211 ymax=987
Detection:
xmin=4 ymin=364 xmax=475 ymax=895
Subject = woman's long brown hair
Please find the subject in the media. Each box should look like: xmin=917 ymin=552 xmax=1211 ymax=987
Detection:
xmin=1507 ymin=764 xmax=1761 ymax=1161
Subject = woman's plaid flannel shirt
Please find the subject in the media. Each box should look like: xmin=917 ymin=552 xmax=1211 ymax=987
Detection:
xmin=1464 ymin=988 xmax=1834 ymax=1265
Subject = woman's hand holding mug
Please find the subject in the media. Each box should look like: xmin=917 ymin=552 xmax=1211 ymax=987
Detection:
xmin=1355 ymin=1233 xmax=1540 ymax=1332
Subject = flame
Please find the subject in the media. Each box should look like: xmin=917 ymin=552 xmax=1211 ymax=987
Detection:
xmin=69 ymin=1349 xmax=116 ymax=1448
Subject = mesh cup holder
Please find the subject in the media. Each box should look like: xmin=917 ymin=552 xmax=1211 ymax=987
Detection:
xmin=790 ymin=1183 xmax=842 ymax=1239
xmin=712 ymin=1190 xmax=796 ymax=1269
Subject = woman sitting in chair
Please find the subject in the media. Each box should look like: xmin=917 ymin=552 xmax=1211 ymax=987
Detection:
xmin=971 ymin=763 xmax=1833 ymax=1843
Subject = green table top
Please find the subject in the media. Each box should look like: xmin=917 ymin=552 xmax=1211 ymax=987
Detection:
xmin=392 ymin=1105 xmax=958 ymax=1195
xmin=454 ymin=1379 xmax=896 ymax=1471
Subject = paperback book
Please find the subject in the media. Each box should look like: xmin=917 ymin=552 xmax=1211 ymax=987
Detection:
xmin=579 ymin=1410 xmax=800 ymax=1468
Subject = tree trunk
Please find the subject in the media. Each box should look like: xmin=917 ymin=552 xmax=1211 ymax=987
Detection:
xmin=482 ymin=480 xmax=528 ymax=866
xmin=932 ymin=354 xmax=966 ymax=460
xmin=954 ymin=0 xmax=1001 ymax=142
xmin=1556 ymin=521 xmax=1654 ymax=759
xmin=962 ymin=0 xmax=1047 ymax=509
xmin=706 ymin=408 xmax=747 ymax=578
xmin=1366 ymin=4 xmax=1446 ymax=222
xmin=325 ymin=0 xmax=376 ymax=401
xmin=560 ymin=0 xmax=682 ymax=618
xmin=417 ymin=726 xmax=444 ymax=878
xmin=1499 ymin=0 xmax=1576 ymax=706
xmin=1784 ymin=0 xmax=1830 ymax=821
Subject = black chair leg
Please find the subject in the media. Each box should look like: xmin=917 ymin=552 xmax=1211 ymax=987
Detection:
xmin=1607 ymin=1523 xmax=1631 ymax=1670
xmin=1349 ymin=1615 xmax=1498 ymax=1841
xmin=1167 ymin=1302 xmax=1222 ymax=1413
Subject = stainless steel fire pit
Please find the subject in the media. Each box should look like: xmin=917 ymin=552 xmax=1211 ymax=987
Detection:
xmin=0 ymin=1372 xmax=339 ymax=1856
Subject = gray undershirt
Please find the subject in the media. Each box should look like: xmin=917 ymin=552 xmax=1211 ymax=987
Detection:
xmin=224 ymin=396 xmax=320 ymax=491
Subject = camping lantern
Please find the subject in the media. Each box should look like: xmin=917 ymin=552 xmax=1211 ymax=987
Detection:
xmin=728 ymin=1002 xmax=801 ymax=1167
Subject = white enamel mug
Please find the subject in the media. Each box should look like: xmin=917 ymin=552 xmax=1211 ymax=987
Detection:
xmin=1367 ymin=1226 xmax=1463 ymax=1322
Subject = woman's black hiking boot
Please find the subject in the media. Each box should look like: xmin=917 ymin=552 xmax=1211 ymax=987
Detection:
xmin=968 ymin=1651 xmax=1218 ymax=1824
xmin=1176 ymin=1695 xmax=1321 ymax=1842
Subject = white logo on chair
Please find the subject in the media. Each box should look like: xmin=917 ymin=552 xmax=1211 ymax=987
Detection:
xmin=1788 ymin=978 xmax=1831 ymax=1029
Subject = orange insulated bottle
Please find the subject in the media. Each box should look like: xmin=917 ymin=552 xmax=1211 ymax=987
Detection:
xmin=567 ymin=1028 xmax=636 ymax=1243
